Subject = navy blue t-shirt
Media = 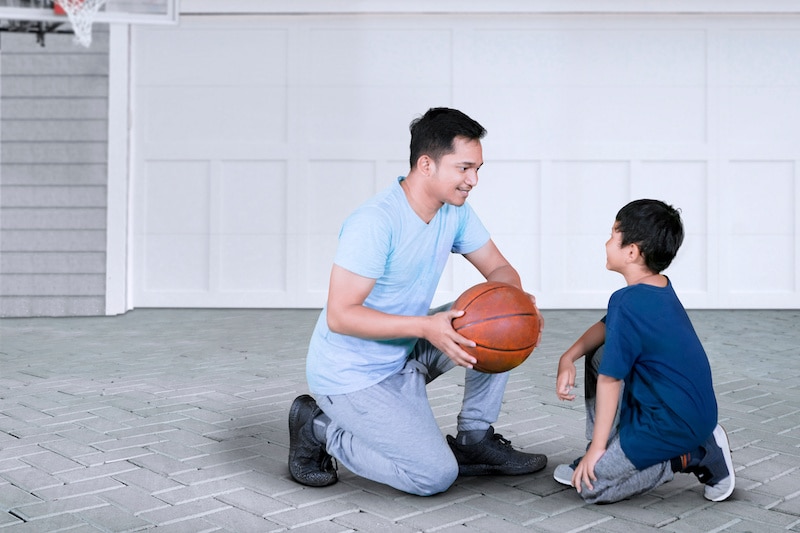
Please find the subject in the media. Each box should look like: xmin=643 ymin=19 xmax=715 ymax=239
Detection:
xmin=600 ymin=279 xmax=718 ymax=469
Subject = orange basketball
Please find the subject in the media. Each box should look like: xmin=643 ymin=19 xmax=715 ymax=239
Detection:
xmin=451 ymin=281 xmax=540 ymax=373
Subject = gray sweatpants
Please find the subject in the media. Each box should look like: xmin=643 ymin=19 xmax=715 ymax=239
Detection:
xmin=578 ymin=346 xmax=673 ymax=504
xmin=317 ymin=337 xmax=509 ymax=496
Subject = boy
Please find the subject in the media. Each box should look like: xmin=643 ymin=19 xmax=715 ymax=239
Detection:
xmin=554 ymin=199 xmax=734 ymax=504
xmin=288 ymin=108 xmax=547 ymax=496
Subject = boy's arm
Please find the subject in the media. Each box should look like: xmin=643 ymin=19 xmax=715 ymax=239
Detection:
xmin=573 ymin=374 xmax=622 ymax=492
xmin=556 ymin=321 xmax=606 ymax=400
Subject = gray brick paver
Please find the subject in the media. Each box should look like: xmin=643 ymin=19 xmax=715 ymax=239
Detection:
xmin=1 ymin=309 xmax=798 ymax=532
xmin=136 ymin=498 xmax=231 ymax=526
xmin=112 ymin=467 xmax=183 ymax=493
xmin=10 ymin=494 xmax=110 ymax=521
xmin=267 ymin=499 xmax=360 ymax=527
xmin=527 ymin=506 xmax=614 ymax=532
xmin=75 ymin=503 xmax=152 ymax=532
xmin=334 ymin=510 xmax=420 ymax=532
xmin=0 ymin=466 xmax=63 ymax=492
xmin=0 ymin=483 xmax=41 ymax=510
xmin=20 ymin=450 xmax=85 ymax=475
xmin=0 ymin=513 xmax=88 ymax=532
xmin=99 ymin=485 xmax=172 ymax=515
xmin=202 ymin=506 xmax=284 ymax=532
xmin=464 ymin=495 xmax=547 ymax=524
xmin=75 ymin=446 xmax=154 ymax=467
xmin=214 ymin=486 xmax=290 ymax=516
xmin=33 ymin=476 xmax=124 ymax=501
xmin=57 ymin=460 xmax=140 ymax=484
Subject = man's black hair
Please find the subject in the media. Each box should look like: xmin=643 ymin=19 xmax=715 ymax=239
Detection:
xmin=616 ymin=199 xmax=684 ymax=273
xmin=409 ymin=108 xmax=486 ymax=168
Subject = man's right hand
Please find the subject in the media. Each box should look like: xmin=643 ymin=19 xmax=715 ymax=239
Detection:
xmin=425 ymin=309 xmax=478 ymax=369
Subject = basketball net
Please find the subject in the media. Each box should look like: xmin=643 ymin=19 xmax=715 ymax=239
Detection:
xmin=54 ymin=0 xmax=108 ymax=47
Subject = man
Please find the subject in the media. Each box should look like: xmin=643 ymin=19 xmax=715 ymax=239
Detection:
xmin=288 ymin=107 xmax=547 ymax=496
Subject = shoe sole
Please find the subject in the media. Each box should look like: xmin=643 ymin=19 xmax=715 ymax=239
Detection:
xmin=553 ymin=465 xmax=575 ymax=486
xmin=458 ymin=455 xmax=547 ymax=477
xmin=288 ymin=395 xmax=314 ymax=448
xmin=288 ymin=395 xmax=338 ymax=487
xmin=705 ymin=424 xmax=735 ymax=502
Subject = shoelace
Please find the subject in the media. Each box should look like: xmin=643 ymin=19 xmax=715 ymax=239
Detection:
xmin=491 ymin=433 xmax=513 ymax=448
xmin=320 ymin=452 xmax=338 ymax=473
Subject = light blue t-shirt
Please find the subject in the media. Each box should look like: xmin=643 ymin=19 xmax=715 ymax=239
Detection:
xmin=306 ymin=177 xmax=490 ymax=395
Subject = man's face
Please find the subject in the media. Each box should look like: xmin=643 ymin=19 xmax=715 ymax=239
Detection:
xmin=427 ymin=136 xmax=483 ymax=207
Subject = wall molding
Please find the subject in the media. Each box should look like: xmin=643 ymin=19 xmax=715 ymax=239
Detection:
xmin=180 ymin=0 xmax=800 ymax=15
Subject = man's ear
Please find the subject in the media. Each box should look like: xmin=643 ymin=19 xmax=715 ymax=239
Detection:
xmin=417 ymin=155 xmax=433 ymax=175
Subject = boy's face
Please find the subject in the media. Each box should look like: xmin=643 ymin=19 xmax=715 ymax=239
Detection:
xmin=605 ymin=222 xmax=628 ymax=273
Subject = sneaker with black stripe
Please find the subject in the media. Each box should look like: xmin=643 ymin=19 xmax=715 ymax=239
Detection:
xmin=447 ymin=426 xmax=547 ymax=476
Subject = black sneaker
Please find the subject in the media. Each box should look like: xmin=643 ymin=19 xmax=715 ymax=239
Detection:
xmin=447 ymin=426 xmax=547 ymax=476
xmin=288 ymin=395 xmax=338 ymax=487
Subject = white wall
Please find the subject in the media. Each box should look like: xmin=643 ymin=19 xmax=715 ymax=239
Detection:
xmin=127 ymin=12 xmax=800 ymax=310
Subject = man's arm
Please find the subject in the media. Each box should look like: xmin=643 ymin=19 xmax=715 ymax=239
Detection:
xmin=462 ymin=239 xmax=522 ymax=289
xmin=325 ymin=264 xmax=479 ymax=368
xmin=463 ymin=239 xmax=544 ymax=344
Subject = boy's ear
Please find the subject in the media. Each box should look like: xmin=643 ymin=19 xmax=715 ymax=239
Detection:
xmin=626 ymin=243 xmax=643 ymax=263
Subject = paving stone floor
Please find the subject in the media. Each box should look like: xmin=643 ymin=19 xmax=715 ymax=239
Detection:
xmin=1 ymin=308 xmax=799 ymax=532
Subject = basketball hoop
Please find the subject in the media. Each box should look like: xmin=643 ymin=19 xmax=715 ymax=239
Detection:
xmin=53 ymin=0 xmax=107 ymax=47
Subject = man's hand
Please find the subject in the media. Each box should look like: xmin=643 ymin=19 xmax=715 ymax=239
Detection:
xmin=424 ymin=309 xmax=478 ymax=369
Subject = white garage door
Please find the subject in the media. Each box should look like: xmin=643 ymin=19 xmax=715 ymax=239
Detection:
xmin=131 ymin=13 xmax=800 ymax=309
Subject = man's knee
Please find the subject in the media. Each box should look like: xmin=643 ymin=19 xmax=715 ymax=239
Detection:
xmin=403 ymin=455 xmax=459 ymax=496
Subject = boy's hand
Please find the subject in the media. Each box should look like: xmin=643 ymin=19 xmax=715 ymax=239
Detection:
xmin=573 ymin=445 xmax=605 ymax=493
xmin=556 ymin=356 xmax=577 ymax=401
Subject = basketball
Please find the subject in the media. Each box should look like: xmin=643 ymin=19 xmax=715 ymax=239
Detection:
xmin=451 ymin=281 xmax=541 ymax=373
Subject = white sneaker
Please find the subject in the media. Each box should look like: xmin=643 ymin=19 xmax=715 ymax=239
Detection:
xmin=553 ymin=463 xmax=575 ymax=486
xmin=703 ymin=425 xmax=735 ymax=502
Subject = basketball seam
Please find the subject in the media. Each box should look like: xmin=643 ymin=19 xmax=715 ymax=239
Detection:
xmin=455 ymin=312 xmax=537 ymax=330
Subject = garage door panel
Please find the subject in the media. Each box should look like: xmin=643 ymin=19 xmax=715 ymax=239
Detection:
xmin=143 ymin=161 xmax=210 ymax=234
xmin=142 ymin=86 xmax=288 ymax=144
xmin=721 ymin=87 xmax=800 ymax=144
xmin=632 ymin=162 xmax=708 ymax=234
xmin=131 ymin=14 xmax=800 ymax=309
xmin=136 ymin=27 xmax=288 ymax=86
xmin=306 ymin=29 xmax=452 ymax=86
xmin=219 ymin=235 xmax=286 ymax=292
xmin=305 ymin=86 xmax=452 ymax=145
xmin=143 ymin=235 xmax=209 ymax=292
xmin=462 ymin=86 xmax=706 ymax=146
xmin=220 ymin=161 xmax=286 ymax=234
xmin=470 ymin=28 xmax=706 ymax=87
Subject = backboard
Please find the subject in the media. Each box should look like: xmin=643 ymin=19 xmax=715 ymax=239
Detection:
xmin=0 ymin=0 xmax=178 ymax=25
xmin=0 ymin=0 xmax=177 ymax=46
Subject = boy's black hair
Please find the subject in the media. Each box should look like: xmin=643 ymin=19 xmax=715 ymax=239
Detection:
xmin=409 ymin=107 xmax=487 ymax=168
xmin=616 ymin=199 xmax=684 ymax=273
